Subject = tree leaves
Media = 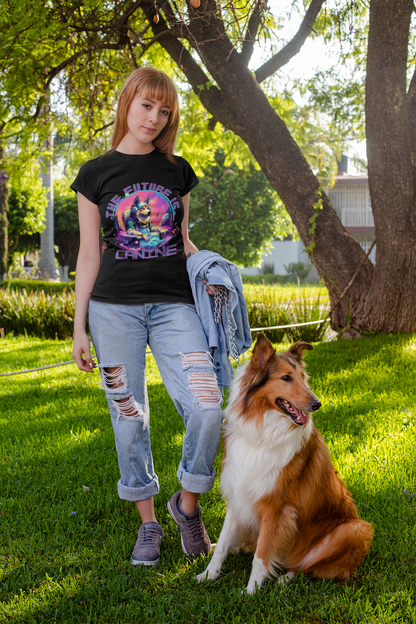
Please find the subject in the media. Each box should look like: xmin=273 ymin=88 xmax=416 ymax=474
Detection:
xmin=189 ymin=151 xmax=294 ymax=266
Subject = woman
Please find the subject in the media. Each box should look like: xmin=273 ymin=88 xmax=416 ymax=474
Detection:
xmin=71 ymin=67 xmax=223 ymax=567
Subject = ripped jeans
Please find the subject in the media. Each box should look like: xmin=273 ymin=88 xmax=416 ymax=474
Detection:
xmin=88 ymin=300 xmax=223 ymax=502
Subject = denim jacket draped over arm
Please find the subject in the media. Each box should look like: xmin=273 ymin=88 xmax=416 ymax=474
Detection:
xmin=186 ymin=251 xmax=252 ymax=388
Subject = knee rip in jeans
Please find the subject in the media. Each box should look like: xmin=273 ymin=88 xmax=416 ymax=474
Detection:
xmin=101 ymin=366 xmax=146 ymax=424
xmin=100 ymin=365 xmax=127 ymax=393
xmin=180 ymin=352 xmax=223 ymax=408
xmin=110 ymin=395 xmax=146 ymax=423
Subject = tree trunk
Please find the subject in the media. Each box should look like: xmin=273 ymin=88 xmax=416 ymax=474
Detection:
xmin=0 ymin=145 xmax=9 ymax=278
xmin=39 ymin=132 xmax=57 ymax=279
xmin=56 ymin=235 xmax=79 ymax=274
xmin=160 ymin=0 xmax=374 ymax=328
xmin=363 ymin=0 xmax=416 ymax=332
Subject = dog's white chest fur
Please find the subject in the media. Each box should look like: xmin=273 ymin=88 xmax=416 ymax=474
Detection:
xmin=221 ymin=408 xmax=312 ymax=529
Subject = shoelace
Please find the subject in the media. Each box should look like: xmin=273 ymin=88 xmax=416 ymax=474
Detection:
xmin=139 ymin=524 xmax=160 ymax=545
xmin=184 ymin=512 xmax=204 ymax=542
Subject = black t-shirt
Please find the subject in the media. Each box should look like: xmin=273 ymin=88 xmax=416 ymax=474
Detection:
xmin=71 ymin=149 xmax=198 ymax=304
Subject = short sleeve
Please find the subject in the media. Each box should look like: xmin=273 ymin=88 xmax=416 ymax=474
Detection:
xmin=70 ymin=160 xmax=100 ymax=204
xmin=181 ymin=159 xmax=199 ymax=196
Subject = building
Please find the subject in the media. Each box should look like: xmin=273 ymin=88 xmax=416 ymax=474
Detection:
xmin=240 ymin=240 xmax=317 ymax=279
xmin=326 ymin=155 xmax=375 ymax=264
xmin=240 ymin=155 xmax=375 ymax=280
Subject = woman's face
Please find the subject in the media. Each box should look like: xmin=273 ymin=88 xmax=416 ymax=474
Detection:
xmin=122 ymin=92 xmax=171 ymax=152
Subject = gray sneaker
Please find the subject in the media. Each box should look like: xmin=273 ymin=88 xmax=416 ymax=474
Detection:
xmin=167 ymin=491 xmax=212 ymax=557
xmin=131 ymin=522 xmax=164 ymax=566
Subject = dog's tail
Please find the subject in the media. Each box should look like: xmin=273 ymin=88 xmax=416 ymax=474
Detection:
xmin=292 ymin=519 xmax=373 ymax=580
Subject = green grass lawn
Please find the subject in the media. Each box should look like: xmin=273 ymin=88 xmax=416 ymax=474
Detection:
xmin=242 ymin=283 xmax=329 ymax=301
xmin=1 ymin=334 xmax=415 ymax=623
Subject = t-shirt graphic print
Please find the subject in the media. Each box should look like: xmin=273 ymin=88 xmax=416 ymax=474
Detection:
xmin=71 ymin=149 xmax=198 ymax=305
xmin=110 ymin=187 xmax=179 ymax=260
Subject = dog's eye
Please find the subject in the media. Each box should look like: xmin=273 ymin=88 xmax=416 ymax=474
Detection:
xmin=281 ymin=375 xmax=292 ymax=382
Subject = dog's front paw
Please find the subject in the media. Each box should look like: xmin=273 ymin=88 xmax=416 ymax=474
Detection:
xmin=196 ymin=570 xmax=209 ymax=583
xmin=196 ymin=568 xmax=219 ymax=583
xmin=244 ymin=582 xmax=260 ymax=595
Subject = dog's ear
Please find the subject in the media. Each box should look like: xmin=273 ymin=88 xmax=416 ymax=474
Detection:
xmin=251 ymin=332 xmax=275 ymax=368
xmin=287 ymin=341 xmax=314 ymax=363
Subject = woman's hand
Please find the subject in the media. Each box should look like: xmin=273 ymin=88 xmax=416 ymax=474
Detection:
xmin=72 ymin=330 xmax=97 ymax=373
xmin=203 ymin=280 xmax=218 ymax=296
xmin=184 ymin=238 xmax=199 ymax=258
xmin=73 ymin=192 xmax=101 ymax=373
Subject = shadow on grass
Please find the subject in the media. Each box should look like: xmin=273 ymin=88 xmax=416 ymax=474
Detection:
xmin=1 ymin=333 xmax=416 ymax=623
xmin=305 ymin=333 xmax=416 ymax=377
xmin=0 ymin=342 xmax=74 ymax=376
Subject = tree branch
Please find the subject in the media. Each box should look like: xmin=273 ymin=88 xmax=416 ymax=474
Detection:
xmin=92 ymin=120 xmax=115 ymax=137
xmin=42 ymin=1 xmax=146 ymax=89
xmin=43 ymin=42 xmax=124 ymax=91
xmin=0 ymin=115 xmax=22 ymax=133
xmin=141 ymin=4 xmax=204 ymax=84
xmin=158 ymin=0 xmax=183 ymax=30
xmin=127 ymin=36 xmax=139 ymax=68
xmin=240 ymin=0 xmax=264 ymax=66
xmin=140 ymin=2 xmax=236 ymax=128
xmin=119 ymin=0 xmax=147 ymax=24
xmin=68 ymin=0 xmax=146 ymax=34
xmin=33 ymin=95 xmax=49 ymax=122
xmin=255 ymin=0 xmax=325 ymax=83
xmin=128 ymin=21 xmax=152 ymax=44
xmin=139 ymin=28 xmax=181 ymax=56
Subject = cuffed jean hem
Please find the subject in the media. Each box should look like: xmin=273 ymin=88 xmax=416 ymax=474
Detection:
xmin=176 ymin=463 xmax=216 ymax=494
xmin=117 ymin=476 xmax=159 ymax=502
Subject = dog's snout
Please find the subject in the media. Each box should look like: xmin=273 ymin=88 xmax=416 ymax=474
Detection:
xmin=310 ymin=399 xmax=321 ymax=412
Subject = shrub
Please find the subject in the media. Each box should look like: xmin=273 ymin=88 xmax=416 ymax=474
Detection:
xmin=286 ymin=291 xmax=330 ymax=342
xmin=0 ymin=283 xmax=329 ymax=344
xmin=241 ymin=274 xmax=290 ymax=285
xmin=0 ymin=288 xmax=75 ymax=339
xmin=257 ymin=261 xmax=275 ymax=275
xmin=283 ymin=261 xmax=312 ymax=282
xmin=246 ymin=301 xmax=291 ymax=342
xmin=0 ymin=279 xmax=75 ymax=294
xmin=244 ymin=286 xmax=330 ymax=343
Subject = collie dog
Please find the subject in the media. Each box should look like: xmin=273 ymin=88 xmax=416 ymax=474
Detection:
xmin=197 ymin=333 xmax=373 ymax=593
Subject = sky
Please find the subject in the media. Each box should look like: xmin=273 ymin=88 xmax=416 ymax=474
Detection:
xmin=249 ymin=1 xmax=367 ymax=175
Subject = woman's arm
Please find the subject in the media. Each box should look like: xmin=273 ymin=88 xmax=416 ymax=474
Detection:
xmin=182 ymin=192 xmax=216 ymax=295
xmin=181 ymin=192 xmax=199 ymax=258
xmin=72 ymin=192 xmax=101 ymax=372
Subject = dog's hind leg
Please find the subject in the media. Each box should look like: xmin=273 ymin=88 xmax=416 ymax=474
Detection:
xmin=246 ymin=503 xmax=298 ymax=594
xmin=196 ymin=510 xmax=243 ymax=582
xmin=277 ymin=571 xmax=295 ymax=585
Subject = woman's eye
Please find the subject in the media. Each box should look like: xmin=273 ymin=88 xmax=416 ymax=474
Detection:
xmin=281 ymin=375 xmax=292 ymax=382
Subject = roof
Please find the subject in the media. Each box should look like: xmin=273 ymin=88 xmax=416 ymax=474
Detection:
xmin=332 ymin=173 xmax=368 ymax=186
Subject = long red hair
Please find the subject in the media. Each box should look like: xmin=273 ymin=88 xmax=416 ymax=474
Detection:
xmin=109 ymin=67 xmax=180 ymax=162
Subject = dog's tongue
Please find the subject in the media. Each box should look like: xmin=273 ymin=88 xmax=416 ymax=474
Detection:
xmin=294 ymin=407 xmax=308 ymax=424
